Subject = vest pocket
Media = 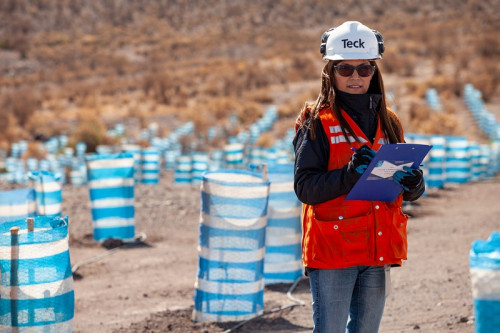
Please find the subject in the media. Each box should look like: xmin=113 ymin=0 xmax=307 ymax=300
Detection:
xmin=314 ymin=206 xmax=373 ymax=264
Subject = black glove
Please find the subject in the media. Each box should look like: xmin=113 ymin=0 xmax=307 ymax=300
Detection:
xmin=393 ymin=166 xmax=424 ymax=191
xmin=347 ymin=145 xmax=377 ymax=175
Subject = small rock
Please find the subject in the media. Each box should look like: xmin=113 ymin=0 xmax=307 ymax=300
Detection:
xmin=413 ymin=324 xmax=420 ymax=330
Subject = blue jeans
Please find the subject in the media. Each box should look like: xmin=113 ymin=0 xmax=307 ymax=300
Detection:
xmin=308 ymin=266 xmax=386 ymax=333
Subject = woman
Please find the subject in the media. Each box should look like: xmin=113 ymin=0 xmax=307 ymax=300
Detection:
xmin=293 ymin=21 xmax=425 ymax=333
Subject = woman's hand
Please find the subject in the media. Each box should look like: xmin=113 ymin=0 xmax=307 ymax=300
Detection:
xmin=393 ymin=166 xmax=424 ymax=191
xmin=347 ymin=145 xmax=377 ymax=174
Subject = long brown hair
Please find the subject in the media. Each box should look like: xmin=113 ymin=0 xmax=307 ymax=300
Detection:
xmin=296 ymin=60 xmax=403 ymax=144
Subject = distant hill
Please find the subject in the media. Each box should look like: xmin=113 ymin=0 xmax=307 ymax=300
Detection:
xmin=0 ymin=0 xmax=498 ymax=151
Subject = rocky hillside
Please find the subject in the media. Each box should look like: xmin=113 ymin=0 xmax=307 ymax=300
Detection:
xmin=0 ymin=0 xmax=498 ymax=151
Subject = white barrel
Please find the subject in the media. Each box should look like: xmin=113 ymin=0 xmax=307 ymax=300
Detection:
xmin=121 ymin=144 xmax=142 ymax=183
xmin=0 ymin=216 xmax=74 ymax=332
xmin=264 ymin=163 xmax=303 ymax=284
xmin=141 ymin=147 xmax=160 ymax=185
xmin=224 ymin=143 xmax=244 ymax=169
xmin=445 ymin=136 xmax=470 ymax=184
xmin=0 ymin=188 xmax=36 ymax=223
xmin=29 ymin=171 xmax=62 ymax=217
xmin=469 ymin=231 xmax=500 ymax=333
xmin=427 ymin=135 xmax=446 ymax=188
xmin=193 ymin=170 xmax=270 ymax=322
xmin=192 ymin=152 xmax=209 ymax=184
xmin=86 ymin=153 xmax=135 ymax=242
xmin=174 ymin=155 xmax=193 ymax=185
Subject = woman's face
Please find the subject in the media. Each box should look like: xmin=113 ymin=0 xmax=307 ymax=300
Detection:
xmin=333 ymin=59 xmax=375 ymax=94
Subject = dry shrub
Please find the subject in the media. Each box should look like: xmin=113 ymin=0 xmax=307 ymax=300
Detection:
xmin=180 ymin=108 xmax=212 ymax=137
xmin=404 ymin=80 xmax=428 ymax=99
xmin=277 ymin=87 xmax=319 ymax=119
xmin=273 ymin=118 xmax=296 ymax=140
xmin=408 ymin=101 xmax=462 ymax=136
xmin=245 ymin=89 xmax=274 ymax=104
xmin=205 ymin=97 xmax=241 ymax=121
xmin=22 ymin=142 xmax=46 ymax=160
xmin=2 ymin=114 xmax=26 ymax=143
xmin=380 ymin=47 xmax=417 ymax=77
xmin=24 ymin=111 xmax=64 ymax=140
xmin=464 ymin=69 xmax=499 ymax=102
xmin=474 ymin=31 xmax=500 ymax=58
xmin=238 ymin=101 xmax=262 ymax=126
xmin=426 ymin=75 xmax=461 ymax=99
xmin=287 ymin=53 xmax=319 ymax=81
xmin=71 ymin=111 xmax=110 ymax=153
xmin=417 ymin=112 xmax=463 ymax=136
xmin=408 ymin=101 xmax=431 ymax=124
xmin=2 ymin=87 xmax=40 ymax=127
xmin=255 ymin=132 xmax=275 ymax=148
xmin=143 ymin=71 xmax=172 ymax=105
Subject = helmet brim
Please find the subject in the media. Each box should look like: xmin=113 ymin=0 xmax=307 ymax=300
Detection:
xmin=323 ymin=53 xmax=382 ymax=61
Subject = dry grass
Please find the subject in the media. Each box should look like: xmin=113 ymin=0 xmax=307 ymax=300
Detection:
xmin=0 ymin=0 xmax=499 ymax=149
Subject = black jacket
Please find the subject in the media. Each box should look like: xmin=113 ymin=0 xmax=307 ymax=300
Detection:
xmin=293 ymin=94 xmax=425 ymax=205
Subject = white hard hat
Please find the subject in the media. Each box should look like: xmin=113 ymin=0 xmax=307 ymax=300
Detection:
xmin=320 ymin=21 xmax=384 ymax=60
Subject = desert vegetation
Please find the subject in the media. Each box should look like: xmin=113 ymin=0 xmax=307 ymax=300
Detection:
xmin=0 ymin=0 xmax=498 ymax=154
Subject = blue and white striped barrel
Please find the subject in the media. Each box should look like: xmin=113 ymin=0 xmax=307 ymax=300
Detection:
xmin=44 ymin=138 xmax=58 ymax=155
xmin=164 ymin=142 xmax=182 ymax=171
xmin=469 ymin=231 xmax=500 ymax=333
xmin=0 ymin=216 xmax=74 ymax=332
xmin=122 ymin=145 xmax=142 ymax=183
xmin=425 ymin=88 xmax=442 ymax=111
xmin=405 ymin=133 xmax=431 ymax=193
xmin=26 ymin=158 xmax=39 ymax=173
xmin=5 ymin=158 xmax=27 ymax=184
xmin=10 ymin=143 xmax=21 ymax=158
xmin=209 ymin=149 xmax=224 ymax=171
xmin=69 ymin=158 xmax=87 ymax=186
xmin=141 ymin=148 xmax=160 ymax=185
xmin=248 ymin=147 xmax=266 ymax=165
xmin=96 ymin=145 xmax=114 ymax=155
xmin=224 ymin=143 xmax=244 ymax=169
xmin=62 ymin=147 xmax=74 ymax=167
xmin=174 ymin=155 xmax=192 ymax=185
xmin=29 ymin=171 xmax=62 ymax=217
xmin=478 ymin=145 xmax=491 ymax=180
xmin=192 ymin=152 xmax=209 ymax=184
xmin=264 ymin=163 xmax=302 ymax=285
xmin=445 ymin=136 xmax=470 ymax=184
xmin=69 ymin=170 xmax=85 ymax=187
xmin=58 ymin=135 xmax=68 ymax=148
xmin=0 ymin=188 xmax=36 ymax=223
xmin=47 ymin=157 xmax=65 ymax=186
xmin=427 ymin=135 xmax=446 ymax=188
xmin=193 ymin=170 xmax=270 ymax=322
xmin=275 ymin=149 xmax=292 ymax=164
xmin=39 ymin=159 xmax=50 ymax=172
xmin=86 ymin=153 xmax=135 ymax=242
xmin=469 ymin=143 xmax=481 ymax=181
xmin=490 ymin=135 xmax=500 ymax=177
xmin=75 ymin=142 xmax=86 ymax=158
xmin=263 ymin=147 xmax=278 ymax=165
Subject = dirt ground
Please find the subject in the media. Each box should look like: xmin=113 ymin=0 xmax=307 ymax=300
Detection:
xmin=64 ymin=170 xmax=500 ymax=333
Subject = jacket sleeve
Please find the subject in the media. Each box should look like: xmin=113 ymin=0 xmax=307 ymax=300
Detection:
xmin=293 ymin=118 xmax=359 ymax=205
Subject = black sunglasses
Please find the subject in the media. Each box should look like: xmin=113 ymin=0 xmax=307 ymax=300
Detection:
xmin=334 ymin=64 xmax=376 ymax=77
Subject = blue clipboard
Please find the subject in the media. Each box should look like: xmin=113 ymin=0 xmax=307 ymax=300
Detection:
xmin=345 ymin=143 xmax=432 ymax=202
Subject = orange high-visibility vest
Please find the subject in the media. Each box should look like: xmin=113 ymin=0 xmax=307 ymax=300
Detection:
xmin=301 ymin=107 xmax=408 ymax=269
